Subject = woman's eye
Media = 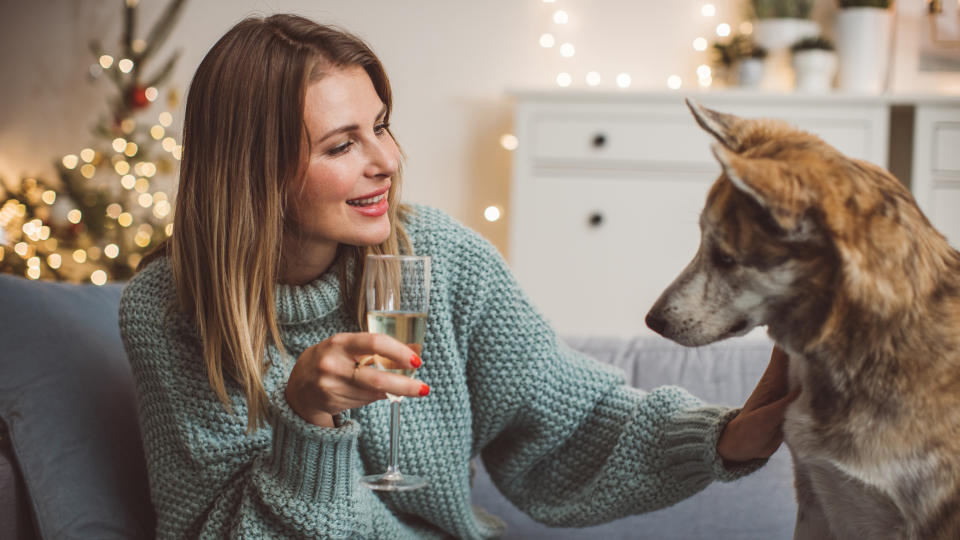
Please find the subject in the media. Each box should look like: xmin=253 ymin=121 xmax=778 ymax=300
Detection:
xmin=711 ymin=249 xmax=737 ymax=269
xmin=374 ymin=122 xmax=389 ymax=135
xmin=328 ymin=140 xmax=353 ymax=156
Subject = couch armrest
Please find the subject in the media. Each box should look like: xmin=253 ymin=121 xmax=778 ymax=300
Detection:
xmin=0 ymin=421 xmax=39 ymax=540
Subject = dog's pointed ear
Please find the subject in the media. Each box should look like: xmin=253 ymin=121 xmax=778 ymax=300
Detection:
xmin=711 ymin=143 xmax=813 ymax=236
xmin=687 ymin=98 xmax=747 ymax=151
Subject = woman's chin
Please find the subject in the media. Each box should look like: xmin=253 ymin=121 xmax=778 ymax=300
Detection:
xmin=352 ymin=225 xmax=392 ymax=247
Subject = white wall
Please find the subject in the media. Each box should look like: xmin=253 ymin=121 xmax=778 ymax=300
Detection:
xmin=1 ymin=0 xmax=835 ymax=255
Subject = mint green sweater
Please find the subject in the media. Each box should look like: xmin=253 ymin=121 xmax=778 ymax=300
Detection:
xmin=119 ymin=205 xmax=760 ymax=539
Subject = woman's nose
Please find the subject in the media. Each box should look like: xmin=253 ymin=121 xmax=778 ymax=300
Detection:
xmin=365 ymin=137 xmax=399 ymax=178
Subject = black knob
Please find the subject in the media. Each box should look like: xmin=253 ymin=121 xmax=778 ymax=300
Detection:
xmin=591 ymin=133 xmax=607 ymax=148
xmin=588 ymin=212 xmax=604 ymax=227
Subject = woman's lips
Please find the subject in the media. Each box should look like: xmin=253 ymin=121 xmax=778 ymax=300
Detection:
xmin=346 ymin=191 xmax=389 ymax=216
xmin=347 ymin=185 xmax=390 ymax=204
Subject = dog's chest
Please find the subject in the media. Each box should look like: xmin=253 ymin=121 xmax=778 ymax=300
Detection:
xmin=798 ymin=458 xmax=908 ymax=539
xmin=782 ymin=352 xmax=884 ymax=455
xmin=782 ymin=354 xmax=898 ymax=486
xmin=782 ymin=355 xmax=951 ymax=537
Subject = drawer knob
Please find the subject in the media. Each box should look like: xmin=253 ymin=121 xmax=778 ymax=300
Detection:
xmin=588 ymin=212 xmax=604 ymax=227
xmin=591 ymin=133 xmax=607 ymax=148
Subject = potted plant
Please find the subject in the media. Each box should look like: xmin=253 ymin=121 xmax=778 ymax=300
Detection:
xmin=835 ymin=0 xmax=893 ymax=93
xmin=750 ymin=0 xmax=821 ymax=90
xmin=739 ymin=40 xmax=769 ymax=88
xmin=751 ymin=0 xmax=820 ymax=49
xmin=791 ymin=36 xmax=838 ymax=92
xmin=711 ymin=42 xmax=738 ymax=88
xmin=712 ymin=35 xmax=768 ymax=88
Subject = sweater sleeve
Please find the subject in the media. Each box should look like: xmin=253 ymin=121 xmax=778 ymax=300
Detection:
xmin=453 ymin=232 xmax=765 ymax=527
xmin=118 ymin=262 xmax=423 ymax=540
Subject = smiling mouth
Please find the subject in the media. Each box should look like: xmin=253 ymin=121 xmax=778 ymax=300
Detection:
xmin=346 ymin=192 xmax=387 ymax=206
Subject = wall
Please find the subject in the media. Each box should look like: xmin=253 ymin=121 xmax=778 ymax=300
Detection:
xmin=1 ymin=0 xmax=838 ymax=256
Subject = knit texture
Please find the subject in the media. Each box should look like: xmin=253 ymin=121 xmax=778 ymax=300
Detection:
xmin=118 ymin=204 xmax=764 ymax=539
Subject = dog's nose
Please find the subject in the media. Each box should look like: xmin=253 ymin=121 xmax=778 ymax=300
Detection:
xmin=646 ymin=312 xmax=667 ymax=335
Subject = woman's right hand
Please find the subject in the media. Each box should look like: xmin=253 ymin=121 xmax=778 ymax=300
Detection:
xmin=284 ymin=332 xmax=427 ymax=427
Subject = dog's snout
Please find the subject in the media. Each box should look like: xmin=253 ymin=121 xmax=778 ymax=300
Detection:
xmin=646 ymin=311 xmax=668 ymax=336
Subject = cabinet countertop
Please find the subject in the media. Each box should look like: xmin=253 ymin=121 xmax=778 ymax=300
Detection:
xmin=508 ymin=88 xmax=960 ymax=106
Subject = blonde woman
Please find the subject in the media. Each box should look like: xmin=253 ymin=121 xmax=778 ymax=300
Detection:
xmin=119 ymin=13 xmax=796 ymax=539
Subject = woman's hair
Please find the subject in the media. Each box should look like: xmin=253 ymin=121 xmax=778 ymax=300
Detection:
xmin=167 ymin=14 xmax=410 ymax=430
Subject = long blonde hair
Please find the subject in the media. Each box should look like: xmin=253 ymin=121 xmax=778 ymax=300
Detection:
xmin=167 ymin=14 xmax=409 ymax=430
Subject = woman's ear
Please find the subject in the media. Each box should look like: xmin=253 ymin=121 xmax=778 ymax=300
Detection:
xmin=686 ymin=98 xmax=749 ymax=151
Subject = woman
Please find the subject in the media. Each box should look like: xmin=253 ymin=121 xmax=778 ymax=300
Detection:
xmin=119 ymin=13 xmax=796 ymax=539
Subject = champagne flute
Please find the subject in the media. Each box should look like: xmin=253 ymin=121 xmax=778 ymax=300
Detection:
xmin=359 ymin=254 xmax=430 ymax=491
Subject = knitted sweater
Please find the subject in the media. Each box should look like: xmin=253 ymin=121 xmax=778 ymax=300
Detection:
xmin=118 ymin=204 xmax=762 ymax=539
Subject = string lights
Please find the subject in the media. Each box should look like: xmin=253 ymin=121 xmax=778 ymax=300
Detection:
xmin=489 ymin=2 xmax=746 ymax=224
xmin=536 ymin=0 xmax=734 ymax=92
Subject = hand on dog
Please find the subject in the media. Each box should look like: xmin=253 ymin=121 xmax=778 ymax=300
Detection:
xmin=717 ymin=346 xmax=799 ymax=466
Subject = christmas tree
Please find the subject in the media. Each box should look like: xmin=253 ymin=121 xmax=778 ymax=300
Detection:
xmin=0 ymin=0 xmax=186 ymax=285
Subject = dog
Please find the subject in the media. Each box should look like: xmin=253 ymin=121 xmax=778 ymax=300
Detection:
xmin=645 ymin=99 xmax=960 ymax=539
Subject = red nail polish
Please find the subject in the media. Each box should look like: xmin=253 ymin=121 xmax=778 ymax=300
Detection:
xmin=419 ymin=383 xmax=430 ymax=396
xmin=411 ymin=354 xmax=422 ymax=368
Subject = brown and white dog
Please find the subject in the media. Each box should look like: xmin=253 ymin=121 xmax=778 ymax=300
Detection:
xmin=646 ymin=100 xmax=960 ymax=539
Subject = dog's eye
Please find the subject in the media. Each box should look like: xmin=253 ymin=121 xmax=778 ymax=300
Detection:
xmin=711 ymin=249 xmax=737 ymax=269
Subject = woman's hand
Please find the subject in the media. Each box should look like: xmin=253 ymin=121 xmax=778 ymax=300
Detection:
xmin=285 ymin=332 xmax=427 ymax=427
xmin=716 ymin=346 xmax=799 ymax=465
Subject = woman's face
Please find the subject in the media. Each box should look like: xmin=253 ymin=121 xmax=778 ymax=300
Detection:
xmin=286 ymin=65 xmax=400 ymax=264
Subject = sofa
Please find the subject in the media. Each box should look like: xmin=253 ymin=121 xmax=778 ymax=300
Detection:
xmin=0 ymin=273 xmax=797 ymax=539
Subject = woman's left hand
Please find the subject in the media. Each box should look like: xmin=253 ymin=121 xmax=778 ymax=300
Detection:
xmin=716 ymin=346 xmax=800 ymax=464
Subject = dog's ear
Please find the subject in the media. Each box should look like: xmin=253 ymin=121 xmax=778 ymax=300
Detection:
xmin=686 ymin=99 xmax=747 ymax=151
xmin=711 ymin=143 xmax=815 ymax=237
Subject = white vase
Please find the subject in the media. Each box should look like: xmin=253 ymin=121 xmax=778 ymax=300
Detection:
xmin=752 ymin=18 xmax=821 ymax=91
xmin=835 ymin=7 xmax=893 ymax=93
xmin=792 ymin=49 xmax=838 ymax=92
xmin=738 ymin=58 xmax=766 ymax=88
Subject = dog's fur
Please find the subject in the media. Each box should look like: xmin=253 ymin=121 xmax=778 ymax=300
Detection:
xmin=646 ymin=100 xmax=960 ymax=539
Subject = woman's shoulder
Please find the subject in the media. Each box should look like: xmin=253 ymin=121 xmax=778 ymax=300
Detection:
xmin=119 ymin=255 xmax=180 ymax=328
xmin=401 ymin=203 xmax=465 ymax=235
xmin=402 ymin=203 xmax=497 ymax=257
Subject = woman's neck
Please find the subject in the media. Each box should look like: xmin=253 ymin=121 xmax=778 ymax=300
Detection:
xmin=278 ymin=238 xmax=339 ymax=285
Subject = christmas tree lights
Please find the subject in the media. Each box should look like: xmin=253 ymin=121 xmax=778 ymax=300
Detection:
xmin=0 ymin=0 xmax=187 ymax=284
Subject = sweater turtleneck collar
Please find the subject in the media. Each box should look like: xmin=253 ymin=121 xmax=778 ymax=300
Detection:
xmin=274 ymin=268 xmax=343 ymax=325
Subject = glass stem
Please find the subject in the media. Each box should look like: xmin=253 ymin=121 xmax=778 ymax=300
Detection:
xmin=387 ymin=400 xmax=401 ymax=476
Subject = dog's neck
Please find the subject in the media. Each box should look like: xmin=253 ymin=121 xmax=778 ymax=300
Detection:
xmin=767 ymin=242 xmax=960 ymax=413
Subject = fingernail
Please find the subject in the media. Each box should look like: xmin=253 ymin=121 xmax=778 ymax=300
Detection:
xmin=419 ymin=383 xmax=430 ymax=397
xmin=411 ymin=354 xmax=422 ymax=368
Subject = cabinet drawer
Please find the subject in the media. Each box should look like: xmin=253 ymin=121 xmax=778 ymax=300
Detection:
xmin=530 ymin=115 xmax=715 ymax=167
xmin=529 ymin=112 xmax=878 ymax=169
xmin=934 ymin=122 xmax=960 ymax=174
xmin=511 ymin=172 xmax=711 ymax=337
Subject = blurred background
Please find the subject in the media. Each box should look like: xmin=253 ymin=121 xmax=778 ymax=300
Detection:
xmin=2 ymin=1 xmax=958 ymax=335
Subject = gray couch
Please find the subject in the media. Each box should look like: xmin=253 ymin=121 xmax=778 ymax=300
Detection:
xmin=0 ymin=274 xmax=796 ymax=539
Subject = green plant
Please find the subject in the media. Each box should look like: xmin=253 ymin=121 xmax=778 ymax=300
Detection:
xmin=790 ymin=36 xmax=836 ymax=52
xmin=838 ymin=0 xmax=891 ymax=7
xmin=750 ymin=0 xmax=815 ymax=18
xmin=712 ymin=35 xmax=767 ymax=68
xmin=712 ymin=42 xmax=739 ymax=68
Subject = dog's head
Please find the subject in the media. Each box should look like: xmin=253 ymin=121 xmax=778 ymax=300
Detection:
xmin=645 ymin=100 xmax=943 ymax=348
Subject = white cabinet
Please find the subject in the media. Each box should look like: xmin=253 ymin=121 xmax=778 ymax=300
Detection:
xmin=913 ymin=104 xmax=960 ymax=249
xmin=508 ymin=91 xmax=956 ymax=338
xmin=520 ymin=172 xmax=710 ymax=338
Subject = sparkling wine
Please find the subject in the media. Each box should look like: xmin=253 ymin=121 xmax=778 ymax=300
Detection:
xmin=360 ymin=254 xmax=430 ymax=491
xmin=365 ymin=311 xmax=427 ymax=401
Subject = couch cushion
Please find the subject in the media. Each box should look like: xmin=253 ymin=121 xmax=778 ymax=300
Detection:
xmin=0 ymin=274 xmax=154 ymax=539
